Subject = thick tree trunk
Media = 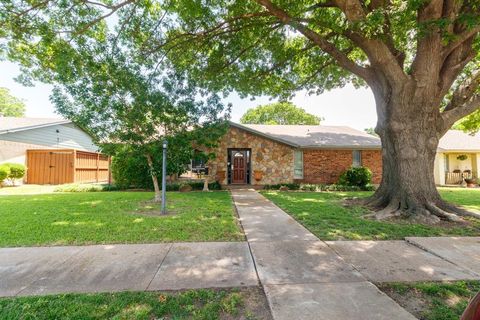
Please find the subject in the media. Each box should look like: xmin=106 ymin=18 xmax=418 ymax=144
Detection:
xmin=367 ymin=81 xmax=479 ymax=223
xmin=145 ymin=153 xmax=161 ymax=202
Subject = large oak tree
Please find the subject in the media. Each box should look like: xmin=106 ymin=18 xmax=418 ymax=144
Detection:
xmin=1 ymin=0 xmax=479 ymax=221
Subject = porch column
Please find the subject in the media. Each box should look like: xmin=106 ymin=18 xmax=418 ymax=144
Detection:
xmin=476 ymin=153 xmax=480 ymax=178
xmin=434 ymin=152 xmax=445 ymax=185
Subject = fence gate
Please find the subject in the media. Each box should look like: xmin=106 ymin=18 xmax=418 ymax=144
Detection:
xmin=26 ymin=149 xmax=110 ymax=185
xmin=27 ymin=150 xmax=75 ymax=185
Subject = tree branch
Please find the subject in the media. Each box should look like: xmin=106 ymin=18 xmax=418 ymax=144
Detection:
xmin=444 ymin=70 xmax=480 ymax=112
xmin=442 ymin=26 xmax=480 ymax=59
xmin=442 ymin=94 xmax=480 ymax=128
xmin=254 ymin=0 xmax=372 ymax=81
xmin=309 ymin=0 xmax=407 ymax=83
xmin=14 ymin=0 xmax=50 ymax=17
xmin=411 ymin=0 xmax=444 ymax=83
xmin=438 ymin=39 xmax=477 ymax=97
xmin=73 ymin=0 xmax=135 ymax=35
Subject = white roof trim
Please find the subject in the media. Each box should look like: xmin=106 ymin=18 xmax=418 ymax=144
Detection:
xmin=0 ymin=120 xmax=72 ymax=135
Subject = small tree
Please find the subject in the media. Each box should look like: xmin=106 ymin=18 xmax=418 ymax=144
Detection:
xmin=0 ymin=88 xmax=26 ymax=117
xmin=240 ymin=102 xmax=322 ymax=125
xmin=47 ymin=42 xmax=228 ymax=202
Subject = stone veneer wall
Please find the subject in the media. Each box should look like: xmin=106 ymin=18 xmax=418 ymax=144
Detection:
xmin=208 ymin=126 xmax=295 ymax=185
xmin=299 ymin=149 xmax=383 ymax=184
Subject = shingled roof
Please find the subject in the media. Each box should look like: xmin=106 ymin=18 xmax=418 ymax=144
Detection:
xmin=230 ymin=122 xmax=381 ymax=149
xmin=438 ymin=130 xmax=480 ymax=152
xmin=0 ymin=117 xmax=70 ymax=134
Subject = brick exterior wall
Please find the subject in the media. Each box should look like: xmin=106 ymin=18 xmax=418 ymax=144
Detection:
xmin=206 ymin=125 xmax=383 ymax=186
xmin=297 ymin=149 xmax=382 ymax=184
xmin=361 ymin=150 xmax=383 ymax=184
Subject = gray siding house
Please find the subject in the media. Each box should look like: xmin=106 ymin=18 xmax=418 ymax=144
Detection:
xmin=0 ymin=117 xmax=98 ymax=165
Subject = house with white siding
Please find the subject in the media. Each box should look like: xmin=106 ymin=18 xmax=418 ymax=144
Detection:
xmin=434 ymin=130 xmax=480 ymax=186
xmin=0 ymin=117 xmax=98 ymax=164
xmin=0 ymin=117 xmax=105 ymax=184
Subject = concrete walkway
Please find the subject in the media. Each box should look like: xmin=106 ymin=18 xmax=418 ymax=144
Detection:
xmin=0 ymin=242 xmax=258 ymax=297
xmin=231 ymin=189 xmax=480 ymax=320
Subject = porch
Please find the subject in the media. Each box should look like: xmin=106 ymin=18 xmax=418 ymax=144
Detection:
xmin=435 ymin=152 xmax=480 ymax=185
xmin=445 ymin=170 xmax=478 ymax=185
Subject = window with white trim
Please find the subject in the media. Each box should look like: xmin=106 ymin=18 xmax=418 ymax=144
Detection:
xmin=294 ymin=150 xmax=304 ymax=179
xmin=352 ymin=150 xmax=362 ymax=167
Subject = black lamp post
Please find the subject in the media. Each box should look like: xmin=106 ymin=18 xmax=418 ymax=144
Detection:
xmin=161 ymin=140 xmax=167 ymax=215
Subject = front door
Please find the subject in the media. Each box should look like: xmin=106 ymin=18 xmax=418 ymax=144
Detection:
xmin=232 ymin=151 xmax=246 ymax=184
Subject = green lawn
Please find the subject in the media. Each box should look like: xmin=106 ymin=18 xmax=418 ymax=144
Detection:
xmin=0 ymin=288 xmax=270 ymax=320
xmin=0 ymin=191 xmax=243 ymax=247
xmin=379 ymin=281 xmax=480 ymax=320
xmin=262 ymin=188 xmax=480 ymax=240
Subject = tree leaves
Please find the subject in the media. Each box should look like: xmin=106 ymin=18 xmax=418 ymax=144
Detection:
xmin=240 ymin=101 xmax=322 ymax=125
xmin=0 ymin=87 xmax=26 ymax=117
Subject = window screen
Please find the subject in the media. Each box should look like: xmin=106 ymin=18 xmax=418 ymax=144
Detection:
xmin=352 ymin=150 xmax=362 ymax=167
xmin=294 ymin=150 xmax=303 ymax=179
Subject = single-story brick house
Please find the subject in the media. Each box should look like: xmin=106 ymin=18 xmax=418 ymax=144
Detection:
xmin=206 ymin=122 xmax=382 ymax=186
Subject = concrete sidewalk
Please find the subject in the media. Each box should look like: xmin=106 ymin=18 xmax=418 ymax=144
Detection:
xmin=2 ymin=189 xmax=479 ymax=320
xmin=231 ymin=189 xmax=479 ymax=320
xmin=0 ymin=242 xmax=258 ymax=297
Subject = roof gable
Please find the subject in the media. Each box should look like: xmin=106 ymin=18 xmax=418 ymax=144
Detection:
xmin=438 ymin=130 xmax=480 ymax=151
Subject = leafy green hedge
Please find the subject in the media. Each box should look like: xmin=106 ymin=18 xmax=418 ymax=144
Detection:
xmin=0 ymin=163 xmax=26 ymax=185
xmin=167 ymin=181 xmax=222 ymax=191
xmin=0 ymin=165 xmax=8 ymax=184
xmin=263 ymin=183 xmax=375 ymax=192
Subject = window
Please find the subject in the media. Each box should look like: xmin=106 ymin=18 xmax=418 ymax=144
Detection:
xmin=444 ymin=154 xmax=450 ymax=172
xmin=294 ymin=150 xmax=303 ymax=179
xmin=352 ymin=150 xmax=362 ymax=167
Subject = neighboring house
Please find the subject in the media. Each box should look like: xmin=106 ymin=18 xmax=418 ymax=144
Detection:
xmin=434 ymin=130 xmax=480 ymax=186
xmin=0 ymin=117 xmax=109 ymax=184
xmin=207 ymin=122 xmax=383 ymax=186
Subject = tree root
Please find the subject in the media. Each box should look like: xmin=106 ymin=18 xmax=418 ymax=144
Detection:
xmin=439 ymin=202 xmax=480 ymax=219
xmin=426 ymin=202 xmax=463 ymax=222
xmin=361 ymin=195 xmax=479 ymax=224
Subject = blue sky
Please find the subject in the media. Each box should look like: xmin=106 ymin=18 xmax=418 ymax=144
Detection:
xmin=0 ymin=60 xmax=378 ymax=130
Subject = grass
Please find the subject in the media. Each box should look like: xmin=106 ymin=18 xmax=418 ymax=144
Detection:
xmin=0 ymin=191 xmax=243 ymax=247
xmin=0 ymin=185 xmax=56 ymax=195
xmin=0 ymin=288 xmax=269 ymax=320
xmin=379 ymin=281 xmax=480 ymax=320
xmin=261 ymin=188 xmax=480 ymax=240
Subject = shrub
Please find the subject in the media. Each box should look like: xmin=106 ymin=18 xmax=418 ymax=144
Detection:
xmin=2 ymin=163 xmax=26 ymax=185
xmin=111 ymin=149 xmax=153 ymax=190
xmin=0 ymin=165 xmax=9 ymax=185
xmin=263 ymin=183 xmax=300 ymax=190
xmin=166 ymin=181 xmax=222 ymax=191
xmin=263 ymin=182 xmax=375 ymax=192
xmin=54 ymin=183 xmax=120 ymax=192
xmin=338 ymin=167 xmax=372 ymax=188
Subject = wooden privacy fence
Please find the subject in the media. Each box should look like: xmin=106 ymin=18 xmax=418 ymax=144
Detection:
xmin=26 ymin=149 xmax=110 ymax=185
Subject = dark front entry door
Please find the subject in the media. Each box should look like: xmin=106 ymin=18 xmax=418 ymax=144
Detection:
xmin=232 ymin=151 xmax=246 ymax=184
